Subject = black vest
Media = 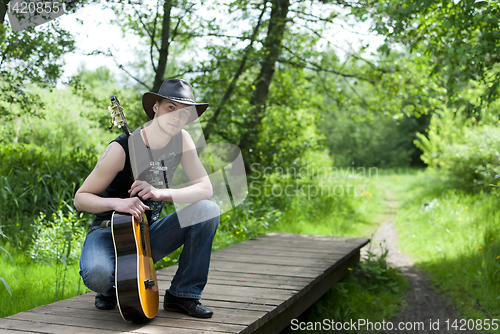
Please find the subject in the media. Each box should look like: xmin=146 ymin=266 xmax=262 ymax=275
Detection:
xmin=92 ymin=128 xmax=183 ymax=227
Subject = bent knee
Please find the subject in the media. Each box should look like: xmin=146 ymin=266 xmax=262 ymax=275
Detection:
xmin=80 ymin=263 xmax=114 ymax=293
xmin=200 ymin=199 xmax=220 ymax=219
xmin=178 ymin=200 xmax=220 ymax=228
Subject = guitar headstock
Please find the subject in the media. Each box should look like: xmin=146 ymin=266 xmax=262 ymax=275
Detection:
xmin=109 ymin=95 xmax=132 ymax=137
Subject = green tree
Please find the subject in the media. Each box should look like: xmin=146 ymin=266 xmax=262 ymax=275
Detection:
xmin=106 ymin=0 xmax=215 ymax=91
xmin=0 ymin=3 xmax=75 ymax=118
xmin=352 ymin=0 xmax=500 ymax=113
xmin=313 ymin=48 xmax=435 ymax=167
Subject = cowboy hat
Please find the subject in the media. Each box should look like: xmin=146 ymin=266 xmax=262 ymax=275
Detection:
xmin=142 ymin=79 xmax=209 ymax=124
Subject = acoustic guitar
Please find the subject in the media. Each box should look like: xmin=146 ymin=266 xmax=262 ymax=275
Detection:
xmin=108 ymin=95 xmax=159 ymax=321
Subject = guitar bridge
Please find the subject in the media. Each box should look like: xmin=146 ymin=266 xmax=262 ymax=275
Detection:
xmin=144 ymin=279 xmax=156 ymax=289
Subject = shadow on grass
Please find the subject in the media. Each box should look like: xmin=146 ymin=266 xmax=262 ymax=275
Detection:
xmin=416 ymin=234 xmax=500 ymax=320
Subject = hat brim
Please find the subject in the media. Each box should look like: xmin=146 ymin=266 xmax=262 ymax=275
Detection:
xmin=142 ymin=92 xmax=209 ymax=124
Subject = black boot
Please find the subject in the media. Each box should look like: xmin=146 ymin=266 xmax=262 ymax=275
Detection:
xmin=95 ymin=292 xmax=117 ymax=310
xmin=163 ymin=290 xmax=213 ymax=318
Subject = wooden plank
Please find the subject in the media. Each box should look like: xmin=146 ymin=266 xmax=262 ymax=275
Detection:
xmin=202 ymin=284 xmax=296 ymax=299
xmin=206 ymin=278 xmax=303 ymax=290
xmin=6 ymin=311 xmax=235 ymax=334
xmin=56 ymin=292 xmax=282 ymax=317
xmin=212 ymin=246 xmax=354 ymax=257
xmin=209 ymin=254 xmax=343 ymax=267
xmin=187 ymin=292 xmax=285 ymax=306
xmin=157 ymin=276 xmax=303 ymax=291
xmin=210 ymin=271 xmax=313 ymax=283
xmin=207 ymin=270 xmax=313 ymax=282
xmin=185 ymin=300 xmax=275 ymax=313
xmin=223 ymin=242 xmax=356 ymax=254
xmin=54 ymin=295 xmax=276 ymax=314
xmin=223 ymin=237 xmax=360 ymax=248
xmin=0 ymin=329 xmax=49 ymax=334
xmin=0 ymin=318 xmax=123 ymax=334
xmin=208 ymin=262 xmax=324 ymax=278
xmin=240 ymin=237 xmax=366 ymax=248
xmin=216 ymin=245 xmax=364 ymax=257
xmin=248 ymin=252 xmax=361 ymax=334
xmin=27 ymin=304 xmax=248 ymax=333
xmin=42 ymin=295 xmax=276 ymax=316
xmin=236 ymin=233 xmax=368 ymax=245
xmin=206 ymin=276 xmax=306 ymax=287
xmin=260 ymin=232 xmax=368 ymax=244
xmin=31 ymin=300 xmax=265 ymax=326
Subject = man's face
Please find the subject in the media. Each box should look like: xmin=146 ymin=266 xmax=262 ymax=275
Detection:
xmin=153 ymin=99 xmax=194 ymax=136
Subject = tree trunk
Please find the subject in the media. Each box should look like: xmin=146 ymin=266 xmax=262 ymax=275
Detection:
xmin=200 ymin=1 xmax=268 ymax=146
xmin=0 ymin=0 xmax=9 ymax=26
xmin=152 ymin=0 xmax=172 ymax=93
xmin=238 ymin=0 xmax=290 ymax=171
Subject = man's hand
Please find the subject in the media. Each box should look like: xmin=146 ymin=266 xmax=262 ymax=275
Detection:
xmin=114 ymin=197 xmax=149 ymax=222
xmin=129 ymin=181 xmax=163 ymax=202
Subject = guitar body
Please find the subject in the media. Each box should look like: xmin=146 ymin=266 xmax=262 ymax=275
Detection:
xmin=111 ymin=211 xmax=159 ymax=321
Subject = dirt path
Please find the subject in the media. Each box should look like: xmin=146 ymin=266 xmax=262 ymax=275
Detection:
xmin=361 ymin=192 xmax=470 ymax=334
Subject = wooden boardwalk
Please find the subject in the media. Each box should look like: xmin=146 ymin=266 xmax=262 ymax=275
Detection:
xmin=0 ymin=232 xmax=369 ymax=334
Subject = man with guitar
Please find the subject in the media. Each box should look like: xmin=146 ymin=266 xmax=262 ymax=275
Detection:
xmin=74 ymin=79 xmax=220 ymax=319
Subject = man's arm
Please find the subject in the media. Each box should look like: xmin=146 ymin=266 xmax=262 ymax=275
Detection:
xmin=129 ymin=130 xmax=213 ymax=203
xmin=74 ymin=142 xmax=149 ymax=221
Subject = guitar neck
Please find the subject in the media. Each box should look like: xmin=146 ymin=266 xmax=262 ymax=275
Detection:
xmin=110 ymin=95 xmax=139 ymax=182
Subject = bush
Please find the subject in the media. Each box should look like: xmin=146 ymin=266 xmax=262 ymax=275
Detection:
xmin=30 ymin=209 xmax=87 ymax=265
xmin=0 ymin=143 xmax=95 ymax=249
xmin=443 ymin=126 xmax=500 ymax=192
xmin=416 ymin=107 xmax=500 ymax=193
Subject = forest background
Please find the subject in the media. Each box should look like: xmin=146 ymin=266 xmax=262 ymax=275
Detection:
xmin=1 ymin=0 xmax=500 ymax=329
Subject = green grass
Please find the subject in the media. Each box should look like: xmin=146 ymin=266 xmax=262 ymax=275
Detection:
xmin=269 ymin=175 xmax=385 ymax=237
xmin=0 ymin=244 xmax=88 ymax=318
xmin=389 ymin=170 xmax=500 ymax=322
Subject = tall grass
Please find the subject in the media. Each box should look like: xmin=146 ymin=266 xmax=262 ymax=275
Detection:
xmin=0 ymin=243 xmax=88 ymax=318
xmin=0 ymin=207 xmax=89 ymax=318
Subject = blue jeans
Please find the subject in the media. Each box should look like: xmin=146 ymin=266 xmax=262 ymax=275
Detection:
xmin=79 ymin=199 xmax=220 ymax=300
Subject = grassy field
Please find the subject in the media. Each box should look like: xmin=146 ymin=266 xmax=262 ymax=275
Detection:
xmin=269 ymin=168 xmax=386 ymax=237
